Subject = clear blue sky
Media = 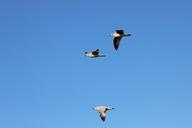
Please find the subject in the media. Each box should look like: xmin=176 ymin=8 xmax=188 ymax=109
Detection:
xmin=0 ymin=0 xmax=192 ymax=128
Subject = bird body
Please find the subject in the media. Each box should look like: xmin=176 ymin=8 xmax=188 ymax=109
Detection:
xmin=85 ymin=49 xmax=105 ymax=58
xmin=111 ymin=30 xmax=131 ymax=50
xmin=112 ymin=32 xmax=121 ymax=37
xmin=94 ymin=106 xmax=114 ymax=121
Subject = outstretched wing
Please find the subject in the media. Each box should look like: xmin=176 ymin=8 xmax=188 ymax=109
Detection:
xmin=99 ymin=112 xmax=106 ymax=122
xmin=113 ymin=37 xmax=122 ymax=50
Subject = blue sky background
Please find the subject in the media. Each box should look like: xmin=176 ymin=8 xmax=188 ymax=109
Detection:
xmin=0 ymin=0 xmax=192 ymax=128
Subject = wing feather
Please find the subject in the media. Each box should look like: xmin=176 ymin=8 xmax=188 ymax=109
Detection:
xmin=99 ymin=112 xmax=106 ymax=122
xmin=92 ymin=51 xmax=99 ymax=56
xmin=113 ymin=37 xmax=122 ymax=50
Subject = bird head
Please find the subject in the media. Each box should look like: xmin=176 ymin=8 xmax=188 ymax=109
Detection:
xmin=85 ymin=52 xmax=88 ymax=56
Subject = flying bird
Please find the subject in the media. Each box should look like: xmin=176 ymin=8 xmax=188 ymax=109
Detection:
xmin=111 ymin=30 xmax=131 ymax=50
xmin=85 ymin=49 xmax=105 ymax=58
xmin=94 ymin=106 xmax=114 ymax=122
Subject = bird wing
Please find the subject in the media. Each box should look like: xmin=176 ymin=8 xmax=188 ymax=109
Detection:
xmin=113 ymin=37 xmax=122 ymax=50
xmin=99 ymin=112 xmax=106 ymax=122
xmin=116 ymin=30 xmax=124 ymax=35
xmin=92 ymin=50 xmax=99 ymax=56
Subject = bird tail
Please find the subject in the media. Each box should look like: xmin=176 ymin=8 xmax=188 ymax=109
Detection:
xmin=100 ymin=54 xmax=106 ymax=57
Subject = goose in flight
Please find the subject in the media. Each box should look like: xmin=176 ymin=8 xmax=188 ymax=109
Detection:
xmin=85 ymin=49 xmax=105 ymax=58
xmin=94 ymin=106 xmax=114 ymax=121
xmin=111 ymin=30 xmax=131 ymax=50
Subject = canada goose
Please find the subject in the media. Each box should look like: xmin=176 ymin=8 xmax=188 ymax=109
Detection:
xmin=85 ymin=49 xmax=105 ymax=58
xmin=94 ymin=106 xmax=114 ymax=121
xmin=111 ymin=30 xmax=131 ymax=50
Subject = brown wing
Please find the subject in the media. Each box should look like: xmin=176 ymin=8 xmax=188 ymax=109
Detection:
xmin=99 ymin=112 xmax=106 ymax=122
xmin=92 ymin=50 xmax=99 ymax=56
xmin=113 ymin=37 xmax=122 ymax=50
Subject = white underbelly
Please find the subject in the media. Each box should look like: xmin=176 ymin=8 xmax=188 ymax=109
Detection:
xmin=86 ymin=52 xmax=95 ymax=57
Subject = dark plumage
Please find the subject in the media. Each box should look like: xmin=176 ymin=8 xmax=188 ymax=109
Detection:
xmin=92 ymin=49 xmax=99 ymax=56
xmin=113 ymin=37 xmax=122 ymax=50
xmin=111 ymin=29 xmax=131 ymax=50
